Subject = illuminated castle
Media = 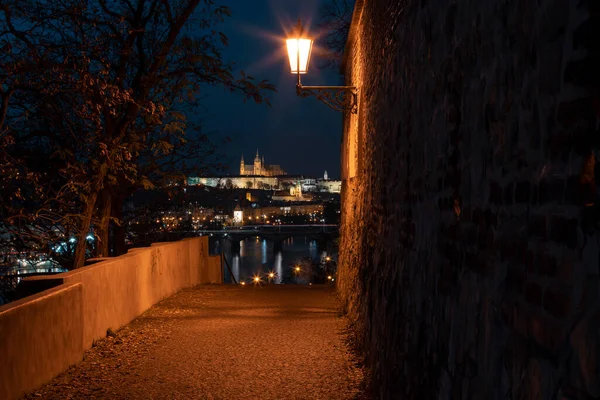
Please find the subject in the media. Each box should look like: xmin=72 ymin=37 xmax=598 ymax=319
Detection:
xmin=240 ymin=150 xmax=286 ymax=176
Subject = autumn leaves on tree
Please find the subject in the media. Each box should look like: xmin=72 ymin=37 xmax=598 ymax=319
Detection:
xmin=0 ymin=0 xmax=274 ymax=268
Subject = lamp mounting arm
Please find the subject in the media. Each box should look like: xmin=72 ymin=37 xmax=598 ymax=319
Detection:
xmin=296 ymin=82 xmax=358 ymax=114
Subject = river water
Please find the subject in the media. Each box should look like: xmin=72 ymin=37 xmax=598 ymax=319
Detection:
xmin=212 ymin=236 xmax=337 ymax=284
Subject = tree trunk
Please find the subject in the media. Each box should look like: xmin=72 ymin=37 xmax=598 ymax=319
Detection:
xmin=73 ymin=172 xmax=105 ymax=269
xmin=112 ymin=194 xmax=126 ymax=256
xmin=72 ymin=189 xmax=100 ymax=269
xmin=95 ymin=188 xmax=111 ymax=257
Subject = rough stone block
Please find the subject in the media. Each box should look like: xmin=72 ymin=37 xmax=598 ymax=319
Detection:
xmin=528 ymin=313 xmax=567 ymax=352
xmin=528 ymin=215 xmax=548 ymax=239
xmin=565 ymin=175 xmax=582 ymax=205
xmin=526 ymin=249 xmax=537 ymax=273
xmin=501 ymin=301 xmax=515 ymax=327
xmin=515 ymin=181 xmax=531 ymax=204
xmin=564 ymin=55 xmax=600 ymax=91
xmin=471 ymin=208 xmax=483 ymax=226
xmin=549 ymin=216 xmax=579 ymax=249
xmin=538 ymin=253 xmax=558 ymax=277
xmin=543 ymin=285 xmax=572 ymax=319
xmin=525 ymin=281 xmax=544 ymax=307
xmin=489 ymin=180 xmax=502 ymax=205
xmin=501 ymin=302 xmax=531 ymax=338
xmin=538 ymin=178 xmax=565 ymax=204
xmin=503 ymin=182 xmax=515 ymax=205
xmin=557 ymin=255 xmax=574 ymax=283
xmin=538 ymin=43 xmax=564 ymax=93
xmin=506 ymin=265 xmax=526 ymax=293
xmin=484 ymin=209 xmax=498 ymax=228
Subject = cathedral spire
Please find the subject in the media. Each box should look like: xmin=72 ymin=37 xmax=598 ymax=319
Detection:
xmin=255 ymin=149 xmax=260 ymax=159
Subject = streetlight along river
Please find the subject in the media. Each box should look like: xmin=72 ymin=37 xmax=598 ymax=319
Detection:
xmin=215 ymin=236 xmax=336 ymax=285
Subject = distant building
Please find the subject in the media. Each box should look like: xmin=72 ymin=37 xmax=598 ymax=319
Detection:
xmin=241 ymin=204 xmax=324 ymax=219
xmin=317 ymin=180 xmax=342 ymax=193
xmin=300 ymin=178 xmax=317 ymax=192
xmin=272 ymin=181 xmax=314 ymax=201
xmin=186 ymin=156 xmax=340 ymax=193
xmin=187 ymin=176 xmax=279 ymax=190
xmin=187 ymin=174 xmax=341 ymax=193
xmin=233 ymin=204 xmax=243 ymax=225
xmin=240 ymin=150 xmax=286 ymax=176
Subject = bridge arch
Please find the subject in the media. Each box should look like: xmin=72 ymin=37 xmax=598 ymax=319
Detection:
xmin=201 ymin=226 xmax=339 ymax=254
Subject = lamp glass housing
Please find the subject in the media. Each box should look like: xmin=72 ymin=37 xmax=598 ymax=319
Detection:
xmin=286 ymin=38 xmax=312 ymax=74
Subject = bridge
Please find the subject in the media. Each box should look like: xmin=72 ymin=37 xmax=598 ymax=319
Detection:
xmin=199 ymin=224 xmax=339 ymax=252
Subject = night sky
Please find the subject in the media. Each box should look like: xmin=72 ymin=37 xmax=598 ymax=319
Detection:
xmin=199 ymin=0 xmax=344 ymax=179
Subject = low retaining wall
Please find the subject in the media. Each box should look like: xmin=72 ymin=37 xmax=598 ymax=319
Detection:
xmin=0 ymin=283 xmax=83 ymax=400
xmin=0 ymin=236 xmax=221 ymax=400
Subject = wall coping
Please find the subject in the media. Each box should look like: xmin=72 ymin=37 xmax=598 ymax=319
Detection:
xmin=0 ymin=282 xmax=81 ymax=314
xmin=20 ymin=238 xmax=202 ymax=282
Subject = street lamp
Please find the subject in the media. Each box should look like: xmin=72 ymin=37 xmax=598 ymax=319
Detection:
xmin=286 ymin=19 xmax=358 ymax=114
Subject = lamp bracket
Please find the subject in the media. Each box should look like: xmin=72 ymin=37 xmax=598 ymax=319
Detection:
xmin=296 ymin=84 xmax=358 ymax=114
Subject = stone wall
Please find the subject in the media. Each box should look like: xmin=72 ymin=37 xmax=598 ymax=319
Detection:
xmin=339 ymin=0 xmax=600 ymax=398
xmin=0 ymin=237 xmax=221 ymax=400
xmin=0 ymin=283 xmax=83 ymax=400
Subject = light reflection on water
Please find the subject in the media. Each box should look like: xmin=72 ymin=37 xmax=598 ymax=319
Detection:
xmin=0 ymin=260 xmax=67 ymax=305
xmin=274 ymin=252 xmax=283 ymax=284
xmin=218 ymin=237 xmax=335 ymax=284
xmin=0 ymin=260 xmax=66 ymax=276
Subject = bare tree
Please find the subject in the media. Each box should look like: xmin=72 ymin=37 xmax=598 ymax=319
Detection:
xmin=0 ymin=0 xmax=275 ymax=268
xmin=317 ymin=0 xmax=355 ymax=71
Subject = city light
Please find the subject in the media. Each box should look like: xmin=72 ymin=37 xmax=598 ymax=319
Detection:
xmin=240 ymin=281 xmax=246 ymax=286
xmin=268 ymin=272 xmax=275 ymax=279
xmin=253 ymin=275 xmax=262 ymax=284
xmin=328 ymin=275 xmax=332 ymax=280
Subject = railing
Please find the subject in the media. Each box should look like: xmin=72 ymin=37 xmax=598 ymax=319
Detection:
xmin=0 ymin=272 xmax=63 ymax=305
xmin=198 ymin=225 xmax=339 ymax=235
xmin=220 ymin=252 xmax=237 ymax=284
xmin=0 ymin=274 xmax=20 ymax=305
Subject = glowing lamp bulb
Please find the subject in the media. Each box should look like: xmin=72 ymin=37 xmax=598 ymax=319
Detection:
xmin=286 ymin=20 xmax=313 ymax=74
xmin=268 ymin=273 xmax=275 ymax=278
xmin=240 ymin=281 xmax=246 ymax=286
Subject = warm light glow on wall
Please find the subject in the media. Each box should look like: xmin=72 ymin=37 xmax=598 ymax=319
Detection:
xmin=343 ymin=32 xmax=362 ymax=179
xmin=286 ymin=38 xmax=312 ymax=74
